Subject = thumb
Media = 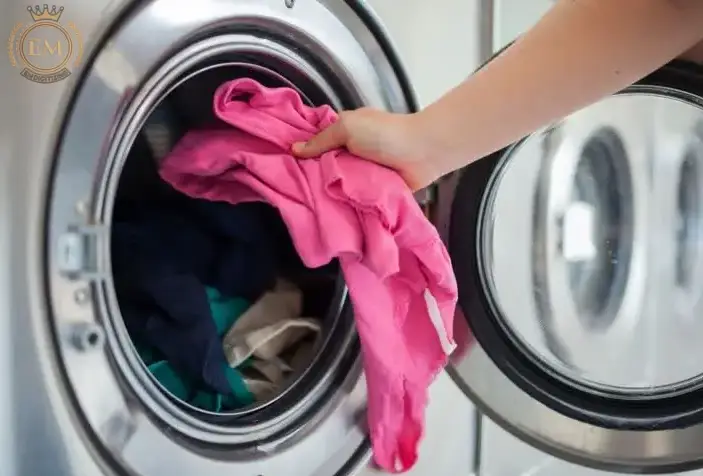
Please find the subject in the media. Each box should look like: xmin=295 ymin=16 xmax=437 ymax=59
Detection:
xmin=292 ymin=122 xmax=347 ymax=158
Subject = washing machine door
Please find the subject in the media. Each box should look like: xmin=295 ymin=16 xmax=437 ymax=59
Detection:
xmin=2 ymin=1 xmax=417 ymax=475
xmin=445 ymin=60 xmax=703 ymax=472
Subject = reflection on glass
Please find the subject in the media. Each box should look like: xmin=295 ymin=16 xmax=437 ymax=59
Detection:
xmin=566 ymin=130 xmax=633 ymax=331
xmin=676 ymin=149 xmax=701 ymax=289
xmin=480 ymin=95 xmax=703 ymax=396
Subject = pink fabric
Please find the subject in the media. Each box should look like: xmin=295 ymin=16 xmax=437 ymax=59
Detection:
xmin=159 ymin=78 xmax=458 ymax=473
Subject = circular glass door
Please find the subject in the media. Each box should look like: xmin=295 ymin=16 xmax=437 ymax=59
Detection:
xmin=523 ymin=126 xmax=639 ymax=392
xmin=675 ymin=142 xmax=703 ymax=322
xmin=566 ymin=131 xmax=632 ymax=331
xmin=447 ymin=65 xmax=703 ymax=472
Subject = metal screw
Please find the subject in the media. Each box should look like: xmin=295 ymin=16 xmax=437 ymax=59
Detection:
xmin=70 ymin=322 xmax=105 ymax=352
xmin=284 ymin=0 xmax=295 ymax=8
xmin=74 ymin=288 xmax=90 ymax=305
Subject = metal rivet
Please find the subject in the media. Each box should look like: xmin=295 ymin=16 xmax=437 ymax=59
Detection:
xmin=70 ymin=322 xmax=105 ymax=352
xmin=284 ymin=0 xmax=295 ymax=8
xmin=74 ymin=288 xmax=90 ymax=304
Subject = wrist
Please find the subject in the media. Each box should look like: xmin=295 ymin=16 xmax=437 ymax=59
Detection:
xmin=406 ymin=110 xmax=458 ymax=181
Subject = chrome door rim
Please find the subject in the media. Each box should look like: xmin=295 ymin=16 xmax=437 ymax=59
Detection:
xmin=447 ymin=68 xmax=703 ymax=472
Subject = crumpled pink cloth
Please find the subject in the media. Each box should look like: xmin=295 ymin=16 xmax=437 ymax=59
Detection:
xmin=159 ymin=78 xmax=457 ymax=472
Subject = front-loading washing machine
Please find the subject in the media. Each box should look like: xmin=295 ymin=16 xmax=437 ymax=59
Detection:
xmin=434 ymin=2 xmax=703 ymax=475
xmin=434 ymin=2 xmax=703 ymax=472
xmin=0 ymin=1 xmax=422 ymax=475
xmin=7 ymin=0 xmax=703 ymax=475
xmin=2 ymin=0 xmax=488 ymax=475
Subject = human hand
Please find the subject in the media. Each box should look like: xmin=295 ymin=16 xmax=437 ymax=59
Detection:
xmin=291 ymin=108 xmax=438 ymax=191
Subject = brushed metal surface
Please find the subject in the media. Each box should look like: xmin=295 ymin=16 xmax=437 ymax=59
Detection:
xmin=0 ymin=0 xmax=421 ymax=474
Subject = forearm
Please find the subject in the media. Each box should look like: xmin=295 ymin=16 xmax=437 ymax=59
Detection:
xmin=416 ymin=0 xmax=703 ymax=177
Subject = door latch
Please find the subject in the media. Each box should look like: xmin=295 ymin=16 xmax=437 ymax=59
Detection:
xmin=56 ymin=224 xmax=108 ymax=280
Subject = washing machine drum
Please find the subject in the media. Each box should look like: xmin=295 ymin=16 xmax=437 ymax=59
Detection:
xmin=447 ymin=60 xmax=703 ymax=473
xmin=38 ymin=1 xmax=416 ymax=475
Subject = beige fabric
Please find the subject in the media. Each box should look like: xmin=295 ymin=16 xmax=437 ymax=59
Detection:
xmin=223 ymin=279 xmax=321 ymax=381
xmin=240 ymin=358 xmax=291 ymax=401
xmin=250 ymin=357 xmax=291 ymax=383
xmin=288 ymin=341 xmax=316 ymax=372
xmin=227 ymin=317 xmax=320 ymax=366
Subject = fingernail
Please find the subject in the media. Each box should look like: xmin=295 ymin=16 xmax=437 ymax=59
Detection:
xmin=291 ymin=142 xmax=305 ymax=153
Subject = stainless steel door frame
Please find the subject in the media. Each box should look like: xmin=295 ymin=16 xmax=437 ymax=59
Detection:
xmin=0 ymin=1 xmax=418 ymax=475
xmin=445 ymin=60 xmax=703 ymax=473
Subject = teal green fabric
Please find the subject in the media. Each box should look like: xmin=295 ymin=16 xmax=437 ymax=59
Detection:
xmin=149 ymin=360 xmax=191 ymax=401
xmin=222 ymin=365 xmax=256 ymax=408
xmin=137 ymin=286 xmax=253 ymax=412
xmin=206 ymin=287 xmax=251 ymax=336
xmin=147 ymin=360 xmax=255 ymax=412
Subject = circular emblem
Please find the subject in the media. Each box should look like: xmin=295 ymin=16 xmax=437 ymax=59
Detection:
xmin=7 ymin=5 xmax=83 ymax=84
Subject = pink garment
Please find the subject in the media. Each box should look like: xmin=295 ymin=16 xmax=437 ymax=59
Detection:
xmin=159 ymin=78 xmax=458 ymax=472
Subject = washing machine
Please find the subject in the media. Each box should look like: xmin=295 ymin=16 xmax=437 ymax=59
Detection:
xmin=0 ymin=0 xmax=485 ymax=475
xmin=9 ymin=0 xmax=703 ymax=475
xmin=435 ymin=1 xmax=703 ymax=475
xmin=0 ymin=0 xmax=416 ymax=475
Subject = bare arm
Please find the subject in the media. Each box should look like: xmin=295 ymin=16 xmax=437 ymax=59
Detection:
xmin=416 ymin=0 xmax=703 ymax=177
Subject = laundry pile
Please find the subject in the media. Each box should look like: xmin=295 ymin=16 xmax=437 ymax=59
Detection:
xmin=157 ymin=78 xmax=458 ymax=473
xmin=112 ymin=141 xmax=322 ymax=412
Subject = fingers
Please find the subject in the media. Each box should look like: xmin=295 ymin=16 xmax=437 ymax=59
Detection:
xmin=292 ymin=121 xmax=347 ymax=158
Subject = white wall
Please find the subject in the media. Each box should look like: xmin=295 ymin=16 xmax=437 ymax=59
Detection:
xmin=493 ymin=0 xmax=552 ymax=50
xmin=365 ymin=0 xmax=484 ymax=107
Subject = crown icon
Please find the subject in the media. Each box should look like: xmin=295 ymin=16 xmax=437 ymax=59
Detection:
xmin=27 ymin=4 xmax=64 ymax=22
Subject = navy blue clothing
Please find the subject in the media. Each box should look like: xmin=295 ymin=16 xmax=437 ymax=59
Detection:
xmin=112 ymin=195 xmax=284 ymax=395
